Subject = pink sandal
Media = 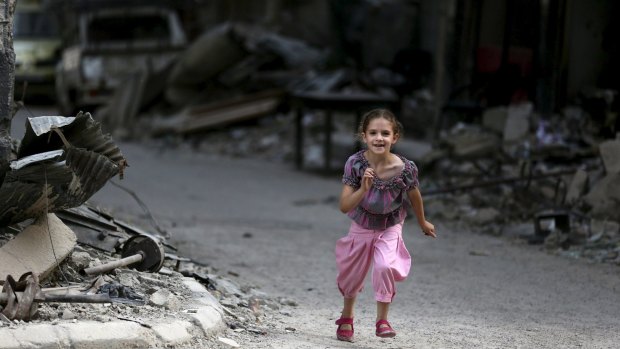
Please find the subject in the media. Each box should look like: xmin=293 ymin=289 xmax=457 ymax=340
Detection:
xmin=375 ymin=319 xmax=396 ymax=338
xmin=335 ymin=317 xmax=354 ymax=342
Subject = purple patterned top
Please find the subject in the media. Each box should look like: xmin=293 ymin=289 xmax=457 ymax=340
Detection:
xmin=342 ymin=150 xmax=419 ymax=230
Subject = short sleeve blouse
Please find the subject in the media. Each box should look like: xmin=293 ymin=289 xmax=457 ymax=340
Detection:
xmin=342 ymin=150 xmax=419 ymax=230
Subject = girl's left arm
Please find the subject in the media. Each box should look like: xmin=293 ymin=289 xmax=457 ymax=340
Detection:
xmin=407 ymin=187 xmax=436 ymax=238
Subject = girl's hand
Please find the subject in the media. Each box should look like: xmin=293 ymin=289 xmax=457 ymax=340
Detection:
xmin=361 ymin=168 xmax=375 ymax=192
xmin=420 ymin=221 xmax=436 ymax=238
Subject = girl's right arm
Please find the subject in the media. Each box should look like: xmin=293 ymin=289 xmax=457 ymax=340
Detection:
xmin=339 ymin=168 xmax=374 ymax=213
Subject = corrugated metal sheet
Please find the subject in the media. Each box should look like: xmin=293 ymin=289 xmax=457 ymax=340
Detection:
xmin=0 ymin=112 xmax=127 ymax=227
xmin=18 ymin=112 xmax=127 ymax=170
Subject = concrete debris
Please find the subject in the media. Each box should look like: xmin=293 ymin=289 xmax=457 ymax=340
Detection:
xmin=148 ymin=289 xmax=181 ymax=311
xmin=0 ymin=214 xmax=76 ymax=281
xmin=153 ymin=89 xmax=285 ymax=136
xmin=444 ymin=125 xmax=501 ymax=158
xmin=166 ymin=23 xmax=247 ymax=106
xmin=218 ymin=337 xmax=241 ymax=348
xmin=599 ymin=139 xmax=620 ymax=174
xmin=503 ymin=102 xmax=533 ymax=143
xmin=565 ymin=168 xmax=589 ymax=204
xmin=482 ymin=106 xmax=508 ymax=134
xmin=583 ymin=173 xmax=620 ymax=219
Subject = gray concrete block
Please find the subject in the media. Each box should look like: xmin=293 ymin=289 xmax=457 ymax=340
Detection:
xmin=151 ymin=320 xmax=193 ymax=345
xmin=600 ymin=139 xmax=620 ymax=174
xmin=503 ymin=103 xmax=532 ymax=142
xmin=482 ymin=106 xmax=508 ymax=134
xmin=584 ymin=173 xmax=620 ymax=219
xmin=60 ymin=321 xmax=152 ymax=349
xmin=565 ymin=168 xmax=589 ymax=203
xmin=183 ymin=278 xmax=222 ymax=311
xmin=190 ymin=306 xmax=224 ymax=335
xmin=0 ymin=214 xmax=76 ymax=280
xmin=0 ymin=324 xmax=69 ymax=349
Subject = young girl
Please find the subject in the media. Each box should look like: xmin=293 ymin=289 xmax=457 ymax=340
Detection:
xmin=334 ymin=108 xmax=435 ymax=342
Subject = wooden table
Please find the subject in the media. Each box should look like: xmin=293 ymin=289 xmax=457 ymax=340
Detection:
xmin=290 ymin=91 xmax=400 ymax=172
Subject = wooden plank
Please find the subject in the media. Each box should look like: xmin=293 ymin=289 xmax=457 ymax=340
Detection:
xmin=178 ymin=91 xmax=283 ymax=133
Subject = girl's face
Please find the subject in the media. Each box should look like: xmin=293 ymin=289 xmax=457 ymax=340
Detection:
xmin=362 ymin=117 xmax=399 ymax=155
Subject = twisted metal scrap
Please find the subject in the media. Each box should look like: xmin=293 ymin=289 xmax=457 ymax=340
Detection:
xmin=0 ymin=272 xmax=41 ymax=321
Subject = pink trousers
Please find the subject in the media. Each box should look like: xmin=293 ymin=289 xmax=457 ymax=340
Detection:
xmin=335 ymin=221 xmax=412 ymax=303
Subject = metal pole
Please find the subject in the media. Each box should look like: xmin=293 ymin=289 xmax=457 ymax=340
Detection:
xmin=80 ymin=253 xmax=143 ymax=276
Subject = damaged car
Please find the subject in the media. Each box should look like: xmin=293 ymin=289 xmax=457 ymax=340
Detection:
xmin=54 ymin=1 xmax=188 ymax=115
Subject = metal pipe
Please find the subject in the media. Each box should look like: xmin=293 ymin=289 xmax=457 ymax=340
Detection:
xmin=80 ymin=253 xmax=143 ymax=276
xmin=0 ymin=292 xmax=136 ymax=305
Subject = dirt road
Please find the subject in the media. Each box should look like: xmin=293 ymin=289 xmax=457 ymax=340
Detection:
xmin=85 ymin=141 xmax=620 ymax=349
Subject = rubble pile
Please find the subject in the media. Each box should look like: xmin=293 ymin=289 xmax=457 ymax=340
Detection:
xmin=413 ymin=102 xmax=620 ymax=266
xmin=0 ymin=112 xmax=287 ymax=345
xmin=0 ymin=215 xmax=293 ymax=345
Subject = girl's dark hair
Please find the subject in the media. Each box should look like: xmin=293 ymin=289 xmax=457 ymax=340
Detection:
xmin=357 ymin=108 xmax=404 ymax=138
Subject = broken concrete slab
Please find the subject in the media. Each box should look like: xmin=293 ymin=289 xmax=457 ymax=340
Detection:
xmin=463 ymin=207 xmax=501 ymax=225
xmin=583 ymin=172 xmax=620 ymax=220
xmin=482 ymin=106 xmax=508 ymax=134
xmin=565 ymin=168 xmax=589 ymax=203
xmin=445 ymin=130 xmax=500 ymax=158
xmin=0 ymin=214 xmax=76 ymax=281
xmin=599 ymin=139 xmax=620 ymax=174
xmin=396 ymin=139 xmax=434 ymax=164
xmin=503 ymin=103 xmax=532 ymax=142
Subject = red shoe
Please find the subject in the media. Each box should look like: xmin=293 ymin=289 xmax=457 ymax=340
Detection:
xmin=375 ymin=319 xmax=396 ymax=338
xmin=335 ymin=317 xmax=354 ymax=342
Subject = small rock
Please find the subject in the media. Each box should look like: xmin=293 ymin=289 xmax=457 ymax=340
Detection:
xmin=464 ymin=207 xmax=501 ymax=225
xmin=215 ymin=278 xmax=243 ymax=297
xmin=218 ymin=337 xmax=240 ymax=348
xmin=278 ymin=298 xmax=298 ymax=307
xmin=61 ymin=310 xmax=76 ymax=320
xmin=71 ymin=251 xmax=92 ymax=269
xmin=148 ymin=289 xmax=181 ymax=310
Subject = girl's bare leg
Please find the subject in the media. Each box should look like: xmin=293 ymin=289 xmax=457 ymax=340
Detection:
xmin=376 ymin=301 xmax=390 ymax=327
xmin=339 ymin=297 xmax=356 ymax=330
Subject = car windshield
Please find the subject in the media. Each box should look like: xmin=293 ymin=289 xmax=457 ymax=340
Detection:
xmin=13 ymin=11 xmax=60 ymax=38
xmin=87 ymin=15 xmax=170 ymax=43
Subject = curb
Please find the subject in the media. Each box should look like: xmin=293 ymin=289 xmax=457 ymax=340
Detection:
xmin=0 ymin=278 xmax=225 ymax=349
